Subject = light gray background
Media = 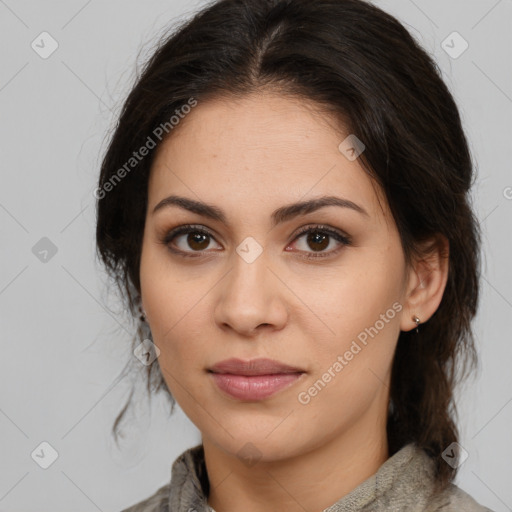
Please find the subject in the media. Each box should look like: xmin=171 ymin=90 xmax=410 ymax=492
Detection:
xmin=0 ymin=1 xmax=510 ymax=511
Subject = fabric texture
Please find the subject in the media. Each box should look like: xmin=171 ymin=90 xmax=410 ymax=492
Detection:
xmin=120 ymin=442 xmax=494 ymax=512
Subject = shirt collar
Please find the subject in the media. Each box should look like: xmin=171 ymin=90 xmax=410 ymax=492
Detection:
xmin=167 ymin=442 xmax=435 ymax=512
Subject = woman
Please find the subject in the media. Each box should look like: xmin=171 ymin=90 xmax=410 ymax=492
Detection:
xmin=95 ymin=0 xmax=493 ymax=510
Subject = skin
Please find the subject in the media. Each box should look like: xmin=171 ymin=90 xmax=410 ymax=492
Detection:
xmin=139 ymin=90 xmax=449 ymax=512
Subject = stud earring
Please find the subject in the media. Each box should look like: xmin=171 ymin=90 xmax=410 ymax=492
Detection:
xmin=412 ymin=315 xmax=421 ymax=334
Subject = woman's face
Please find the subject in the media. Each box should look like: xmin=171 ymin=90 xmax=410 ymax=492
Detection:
xmin=140 ymin=91 xmax=415 ymax=462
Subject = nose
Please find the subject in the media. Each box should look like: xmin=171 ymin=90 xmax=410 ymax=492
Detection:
xmin=213 ymin=247 xmax=289 ymax=337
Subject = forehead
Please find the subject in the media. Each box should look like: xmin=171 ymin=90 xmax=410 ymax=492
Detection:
xmin=148 ymin=92 xmax=388 ymax=224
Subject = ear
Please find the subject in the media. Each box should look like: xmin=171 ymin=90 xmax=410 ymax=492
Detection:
xmin=400 ymin=234 xmax=450 ymax=332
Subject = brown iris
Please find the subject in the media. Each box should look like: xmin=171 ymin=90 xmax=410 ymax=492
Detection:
xmin=187 ymin=232 xmax=210 ymax=251
xmin=306 ymin=231 xmax=329 ymax=252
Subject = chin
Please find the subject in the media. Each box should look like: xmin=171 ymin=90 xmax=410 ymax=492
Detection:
xmin=207 ymin=429 xmax=305 ymax=464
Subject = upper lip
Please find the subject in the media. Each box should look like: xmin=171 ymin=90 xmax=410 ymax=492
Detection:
xmin=209 ymin=358 xmax=305 ymax=376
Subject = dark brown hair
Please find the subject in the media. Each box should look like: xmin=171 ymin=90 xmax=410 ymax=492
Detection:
xmin=95 ymin=0 xmax=481 ymax=496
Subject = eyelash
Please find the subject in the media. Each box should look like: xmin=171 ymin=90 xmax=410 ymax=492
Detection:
xmin=160 ymin=224 xmax=352 ymax=260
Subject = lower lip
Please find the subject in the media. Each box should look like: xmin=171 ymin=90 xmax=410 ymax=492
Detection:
xmin=209 ymin=372 xmax=304 ymax=401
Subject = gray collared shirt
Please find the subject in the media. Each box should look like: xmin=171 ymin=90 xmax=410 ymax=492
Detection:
xmin=120 ymin=442 xmax=494 ymax=511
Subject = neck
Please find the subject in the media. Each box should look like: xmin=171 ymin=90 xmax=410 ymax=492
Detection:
xmin=203 ymin=402 xmax=389 ymax=512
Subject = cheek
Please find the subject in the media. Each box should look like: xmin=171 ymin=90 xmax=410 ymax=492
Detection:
xmin=296 ymin=261 xmax=401 ymax=336
xmin=149 ymin=294 xmax=208 ymax=368
xmin=139 ymin=247 xmax=202 ymax=366
xmin=148 ymin=302 xmax=209 ymax=410
xmin=297 ymin=303 xmax=399 ymax=427
xmin=295 ymin=263 xmax=402 ymax=389
xmin=140 ymin=237 xmax=202 ymax=331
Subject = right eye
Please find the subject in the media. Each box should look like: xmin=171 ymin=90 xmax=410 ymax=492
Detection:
xmin=161 ymin=224 xmax=222 ymax=257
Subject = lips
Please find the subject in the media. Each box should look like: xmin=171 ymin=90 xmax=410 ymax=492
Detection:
xmin=208 ymin=357 xmax=305 ymax=376
xmin=208 ymin=358 xmax=306 ymax=401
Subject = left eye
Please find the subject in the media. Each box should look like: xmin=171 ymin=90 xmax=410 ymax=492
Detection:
xmin=161 ymin=224 xmax=351 ymax=259
xmin=287 ymin=226 xmax=351 ymax=258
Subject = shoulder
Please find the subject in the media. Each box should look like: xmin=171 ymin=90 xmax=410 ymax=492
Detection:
xmin=119 ymin=483 xmax=170 ymax=512
xmin=428 ymin=483 xmax=495 ymax=512
xmin=119 ymin=443 xmax=207 ymax=512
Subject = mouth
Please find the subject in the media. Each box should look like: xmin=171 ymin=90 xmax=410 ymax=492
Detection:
xmin=207 ymin=358 xmax=306 ymax=401
xmin=208 ymin=357 xmax=306 ymax=376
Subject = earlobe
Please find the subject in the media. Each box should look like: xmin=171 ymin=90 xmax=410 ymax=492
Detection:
xmin=400 ymin=235 xmax=450 ymax=332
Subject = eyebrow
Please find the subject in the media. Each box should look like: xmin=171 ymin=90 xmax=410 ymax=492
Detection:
xmin=152 ymin=194 xmax=369 ymax=226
